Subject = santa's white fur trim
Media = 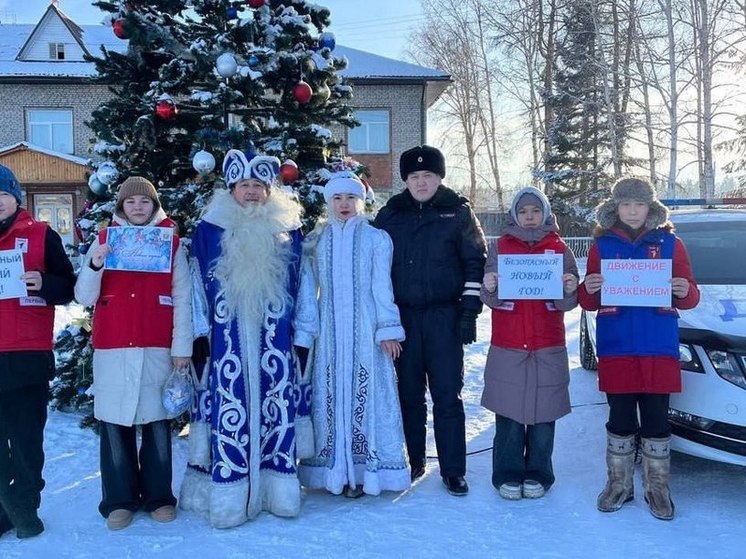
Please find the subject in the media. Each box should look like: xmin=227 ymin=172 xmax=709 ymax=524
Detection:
xmin=179 ymin=467 xmax=302 ymax=527
xmin=294 ymin=415 xmax=315 ymax=460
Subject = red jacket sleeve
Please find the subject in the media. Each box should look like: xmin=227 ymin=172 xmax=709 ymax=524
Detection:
xmin=578 ymin=242 xmax=601 ymax=311
xmin=672 ymin=236 xmax=700 ymax=310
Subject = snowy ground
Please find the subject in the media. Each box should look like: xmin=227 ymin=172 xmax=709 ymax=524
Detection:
xmin=2 ymin=303 xmax=745 ymax=558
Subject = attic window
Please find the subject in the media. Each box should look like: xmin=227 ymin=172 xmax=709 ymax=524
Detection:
xmin=48 ymin=43 xmax=65 ymax=60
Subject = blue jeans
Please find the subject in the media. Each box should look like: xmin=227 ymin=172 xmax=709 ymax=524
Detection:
xmin=491 ymin=415 xmax=556 ymax=490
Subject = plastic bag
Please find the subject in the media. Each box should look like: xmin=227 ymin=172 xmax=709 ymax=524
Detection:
xmin=162 ymin=366 xmax=194 ymax=418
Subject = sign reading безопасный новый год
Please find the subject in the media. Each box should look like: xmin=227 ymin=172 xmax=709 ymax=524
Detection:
xmin=600 ymin=259 xmax=672 ymax=307
xmin=0 ymin=249 xmax=28 ymax=300
xmin=497 ymin=254 xmax=564 ymax=300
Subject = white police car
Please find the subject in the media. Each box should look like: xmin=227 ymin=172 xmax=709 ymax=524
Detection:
xmin=579 ymin=201 xmax=746 ymax=466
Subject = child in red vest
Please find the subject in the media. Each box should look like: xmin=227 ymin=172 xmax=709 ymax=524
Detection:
xmin=579 ymin=177 xmax=699 ymax=520
xmin=481 ymin=186 xmax=578 ymax=500
xmin=0 ymin=164 xmax=75 ymax=539
xmin=75 ymin=177 xmax=192 ymax=530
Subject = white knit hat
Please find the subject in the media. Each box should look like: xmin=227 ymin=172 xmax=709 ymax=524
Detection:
xmin=323 ymin=174 xmax=366 ymax=204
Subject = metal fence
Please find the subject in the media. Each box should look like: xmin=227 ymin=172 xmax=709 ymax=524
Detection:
xmin=485 ymin=236 xmax=593 ymax=258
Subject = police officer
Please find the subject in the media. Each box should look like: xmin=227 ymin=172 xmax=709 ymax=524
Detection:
xmin=374 ymin=146 xmax=486 ymax=496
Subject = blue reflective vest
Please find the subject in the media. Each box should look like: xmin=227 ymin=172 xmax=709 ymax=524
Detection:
xmin=595 ymin=229 xmax=679 ymax=359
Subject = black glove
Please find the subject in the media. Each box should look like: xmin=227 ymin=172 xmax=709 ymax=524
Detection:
xmin=192 ymin=336 xmax=210 ymax=365
xmin=295 ymin=346 xmax=309 ymax=374
xmin=460 ymin=313 xmax=478 ymax=345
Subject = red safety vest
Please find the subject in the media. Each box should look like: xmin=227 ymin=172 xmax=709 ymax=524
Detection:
xmin=91 ymin=218 xmax=180 ymax=350
xmin=490 ymin=233 xmax=568 ymax=350
xmin=0 ymin=209 xmax=56 ymax=351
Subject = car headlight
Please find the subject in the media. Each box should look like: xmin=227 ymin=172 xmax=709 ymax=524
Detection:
xmin=679 ymin=344 xmax=703 ymax=372
xmin=706 ymin=350 xmax=746 ymax=389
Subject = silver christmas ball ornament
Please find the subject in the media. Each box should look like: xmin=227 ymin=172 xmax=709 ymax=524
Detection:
xmin=216 ymin=53 xmax=238 ymax=78
xmin=88 ymin=173 xmax=107 ymax=196
xmin=192 ymin=150 xmax=216 ymax=174
xmin=96 ymin=161 xmax=119 ymax=185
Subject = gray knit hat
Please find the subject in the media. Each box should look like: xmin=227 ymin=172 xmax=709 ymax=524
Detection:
xmin=115 ymin=176 xmax=161 ymax=217
xmin=595 ymin=177 xmax=670 ymax=230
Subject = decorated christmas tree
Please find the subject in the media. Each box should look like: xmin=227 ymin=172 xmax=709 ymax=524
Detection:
xmin=51 ymin=0 xmax=365 ymax=424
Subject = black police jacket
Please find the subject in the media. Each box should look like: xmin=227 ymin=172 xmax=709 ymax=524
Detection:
xmin=374 ymin=185 xmax=486 ymax=314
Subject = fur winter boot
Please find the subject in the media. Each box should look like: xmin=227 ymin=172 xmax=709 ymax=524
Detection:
xmin=597 ymin=432 xmax=635 ymax=513
xmin=642 ymin=436 xmax=674 ymax=521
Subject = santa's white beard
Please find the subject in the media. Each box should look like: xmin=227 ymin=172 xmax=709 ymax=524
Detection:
xmin=212 ymin=193 xmax=298 ymax=323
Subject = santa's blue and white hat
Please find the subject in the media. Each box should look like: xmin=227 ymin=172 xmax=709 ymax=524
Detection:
xmin=222 ymin=149 xmax=281 ymax=189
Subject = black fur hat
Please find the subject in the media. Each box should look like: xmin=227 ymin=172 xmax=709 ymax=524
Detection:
xmin=595 ymin=177 xmax=671 ymax=230
xmin=399 ymin=145 xmax=446 ymax=181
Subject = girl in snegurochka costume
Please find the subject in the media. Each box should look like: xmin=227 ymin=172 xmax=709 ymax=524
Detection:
xmin=295 ymin=173 xmax=411 ymax=498
xmin=75 ymin=176 xmax=193 ymax=531
xmin=579 ymin=177 xmax=700 ymax=521
xmin=481 ymin=186 xmax=579 ymax=501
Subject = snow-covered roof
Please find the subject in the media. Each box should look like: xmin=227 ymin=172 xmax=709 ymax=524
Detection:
xmin=334 ymin=45 xmax=449 ymax=81
xmin=0 ymin=22 xmax=448 ymax=83
xmin=0 ymin=141 xmax=90 ymax=166
xmin=0 ymin=22 xmax=123 ymax=79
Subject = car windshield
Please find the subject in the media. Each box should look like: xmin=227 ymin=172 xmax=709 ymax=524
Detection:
xmin=674 ymin=220 xmax=746 ymax=285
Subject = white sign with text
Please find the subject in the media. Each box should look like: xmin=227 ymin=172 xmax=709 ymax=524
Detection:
xmin=497 ymin=253 xmax=564 ymax=300
xmin=600 ymin=258 xmax=672 ymax=307
xmin=0 ymin=249 xmax=28 ymax=300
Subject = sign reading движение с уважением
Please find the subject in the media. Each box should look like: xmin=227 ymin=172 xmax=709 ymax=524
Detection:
xmin=600 ymin=259 xmax=672 ymax=307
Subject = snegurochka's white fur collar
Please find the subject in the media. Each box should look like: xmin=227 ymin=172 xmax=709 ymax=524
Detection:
xmin=201 ymin=188 xmax=302 ymax=233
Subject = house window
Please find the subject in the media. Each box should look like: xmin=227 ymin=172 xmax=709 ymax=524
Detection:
xmin=348 ymin=110 xmax=390 ymax=154
xmin=48 ymin=42 xmax=65 ymax=60
xmin=26 ymin=109 xmax=74 ymax=153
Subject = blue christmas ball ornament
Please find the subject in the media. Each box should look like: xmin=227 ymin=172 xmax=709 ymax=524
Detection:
xmin=248 ymin=54 xmax=260 ymax=68
xmin=318 ymin=32 xmax=336 ymax=51
xmin=88 ymin=174 xmax=107 ymax=196
xmin=78 ymin=243 xmax=89 ymax=255
xmin=226 ymin=6 xmax=238 ymax=19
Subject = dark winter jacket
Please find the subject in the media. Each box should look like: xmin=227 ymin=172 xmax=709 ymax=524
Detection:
xmin=0 ymin=209 xmax=75 ymax=391
xmin=373 ymin=185 xmax=486 ymax=315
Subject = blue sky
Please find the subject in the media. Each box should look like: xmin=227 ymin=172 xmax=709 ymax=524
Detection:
xmin=2 ymin=0 xmax=424 ymax=60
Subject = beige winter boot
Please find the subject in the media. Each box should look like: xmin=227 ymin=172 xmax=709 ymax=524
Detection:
xmin=597 ymin=432 xmax=635 ymax=512
xmin=642 ymin=436 xmax=674 ymax=521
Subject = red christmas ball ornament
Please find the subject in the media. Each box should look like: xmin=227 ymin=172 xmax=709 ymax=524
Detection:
xmin=112 ymin=18 xmax=130 ymax=40
xmin=280 ymin=160 xmax=299 ymax=183
xmin=293 ymin=81 xmax=313 ymax=104
xmin=155 ymin=96 xmax=178 ymax=120
xmin=248 ymin=0 xmax=266 ymax=8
